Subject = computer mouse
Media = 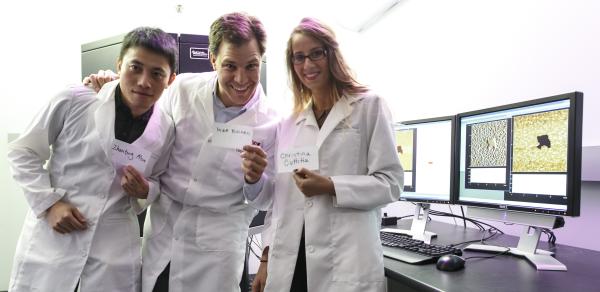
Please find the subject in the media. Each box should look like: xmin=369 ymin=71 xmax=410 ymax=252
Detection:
xmin=436 ymin=254 xmax=465 ymax=272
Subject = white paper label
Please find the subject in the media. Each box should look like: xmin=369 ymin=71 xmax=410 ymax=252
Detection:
xmin=277 ymin=146 xmax=319 ymax=173
xmin=111 ymin=139 xmax=151 ymax=174
xmin=211 ymin=123 xmax=253 ymax=150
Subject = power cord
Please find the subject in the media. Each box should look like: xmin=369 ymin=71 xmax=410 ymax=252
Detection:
xmin=464 ymin=247 xmax=511 ymax=261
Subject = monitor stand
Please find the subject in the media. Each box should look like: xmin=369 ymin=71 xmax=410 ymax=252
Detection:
xmin=394 ymin=203 xmax=437 ymax=244
xmin=464 ymin=207 xmax=566 ymax=271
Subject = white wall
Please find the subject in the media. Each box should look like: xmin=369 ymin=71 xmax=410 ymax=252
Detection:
xmin=1 ymin=0 xmax=599 ymax=289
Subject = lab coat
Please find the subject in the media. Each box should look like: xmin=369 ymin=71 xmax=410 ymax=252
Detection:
xmin=141 ymin=72 xmax=279 ymax=292
xmin=261 ymin=92 xmax=403 ymax=292
xmin=7 ymin=81 xmax=175 ymax=292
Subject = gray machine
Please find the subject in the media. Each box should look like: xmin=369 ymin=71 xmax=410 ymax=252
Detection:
xmin=81 ymin=32 xmax=266 ymax=93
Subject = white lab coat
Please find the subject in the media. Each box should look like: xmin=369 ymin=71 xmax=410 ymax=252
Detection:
xmin=261 ymin=92 xmax=403 ymax=292
xmin=7 ymin=81 xmax=175 ymax=292
xmin=141 ymin=72 xmax=279 ymax=292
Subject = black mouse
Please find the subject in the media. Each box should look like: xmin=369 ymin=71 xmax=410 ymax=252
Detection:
xmin=436 ymin=254 xmax=465 ymax=271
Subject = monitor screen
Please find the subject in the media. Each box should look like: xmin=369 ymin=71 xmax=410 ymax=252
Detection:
xmin=395 ymin=116 xmax=455 ymax=204
xmin=456 ymin=92 xmax=582 ymax=216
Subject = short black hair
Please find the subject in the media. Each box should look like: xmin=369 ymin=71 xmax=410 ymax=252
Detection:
xmin=119 ymin=27 xmax=178 ymax=74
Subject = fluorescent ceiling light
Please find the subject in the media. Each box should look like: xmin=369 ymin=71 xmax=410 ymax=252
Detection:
xmin=329 ymin=0 xmax=401 ymax=32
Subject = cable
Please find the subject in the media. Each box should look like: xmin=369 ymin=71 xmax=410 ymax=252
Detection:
xmin=247 ymin=235 xmax=261 ymax=260
xmin=447 ymin=227 xmax=503 ymax=248
xmin=447 ymin=205 xmax=458 ymax=226
xmin=396 ymin=205 xmax=507 ymax=248
xmin=460 ymin=206 xmax=467 ymax=228
xmin=541 ymin=228 xmax=556 ymax=245
xmin=464 ymin=247 xmax=511 ymax=261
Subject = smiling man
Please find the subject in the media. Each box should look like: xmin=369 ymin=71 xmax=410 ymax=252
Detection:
xmin=138 ymin=12 xmax=279 ymax=292
xmin=7 ymin=27 xmax=177 ymax=292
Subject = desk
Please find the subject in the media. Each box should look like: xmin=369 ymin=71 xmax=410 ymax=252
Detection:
xmin=384 ymin=220 xmax=600 ymax=292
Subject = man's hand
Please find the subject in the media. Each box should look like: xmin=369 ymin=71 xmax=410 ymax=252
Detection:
xmin=121 ymin=165 xmax=149 ymax=199
xmin=292 ymin=168 xmax=336 ymax=197
xmin=46 ymin=200 xmax=87 ymax=234
xmin=241 ymin=145 xmax=268 ymax=184
xmin=83 ymin=69 xmax=118 ymax=93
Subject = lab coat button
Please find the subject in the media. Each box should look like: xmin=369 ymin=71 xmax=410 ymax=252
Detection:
xmin=305 ymin=201 xmax=313 ymax=207
xmin=193 ymin=178 xmax=198 ymax=182
xmin=307 ymin=245 xmax=315 ymax=253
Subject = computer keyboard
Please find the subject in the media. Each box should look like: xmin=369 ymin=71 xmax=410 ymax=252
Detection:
xmin=380 ymin=231 xmax=462 ymax=264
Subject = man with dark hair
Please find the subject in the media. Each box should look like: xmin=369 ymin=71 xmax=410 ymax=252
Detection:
xmin=86 ymin=12 xmax=278 ymax=292
xmin=7 ymin=26 xmax=177 ymax=292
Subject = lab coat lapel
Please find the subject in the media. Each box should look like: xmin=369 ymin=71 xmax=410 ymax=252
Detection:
xmin=194 ymin=75 xmax=217 ymax=129
xmin=316 ymin=96 xmax=354 ymax=150
xmin=93 ymin=81 xmax=118 ymax=160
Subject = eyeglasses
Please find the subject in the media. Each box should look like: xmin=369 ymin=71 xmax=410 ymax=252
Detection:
xmin=292 ymin=48 xmax=327 ymax=65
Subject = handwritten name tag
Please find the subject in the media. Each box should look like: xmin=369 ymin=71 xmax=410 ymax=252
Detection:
xmin=277 ymin=146 xmax=319 ymax=173
xmin=111 ymin=139 xmax=151 ymax=174
xmin=211 ymin=123 xmax=253 ymax=150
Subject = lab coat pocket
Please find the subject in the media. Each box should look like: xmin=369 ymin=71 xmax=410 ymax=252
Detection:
xmin=323 ymin=129 xmax=361 ymax=174
xmin=194 ymin=210 xmax=250 ymax=252
xmin=83 ymin=216 xmax=141 ymax=291
xmin=12 ymin=214 xmax=80 ymax=290
xmin=330 ymin=209 xmax=384 ymax=283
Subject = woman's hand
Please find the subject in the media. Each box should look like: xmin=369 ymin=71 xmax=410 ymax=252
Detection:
xmin=292 ymin=168 xmax=336 ymax=197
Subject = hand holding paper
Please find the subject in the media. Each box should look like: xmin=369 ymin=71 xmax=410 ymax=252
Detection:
xmin=121 ymin=165 xmax=149 ymax=199
xmin=241 ymin=144 xmax=267 ymax=183
xmin=292 ymin=168 xmax=336 ymax=197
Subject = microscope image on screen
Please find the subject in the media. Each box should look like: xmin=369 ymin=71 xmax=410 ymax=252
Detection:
xmin=469 ymin=119 xmax=508 ymax=168
xmin=464 ymin=119 xmax=510 ymax=190
xmin=396 ymin=128 xmax=415 ymax=192
xmin=512 ymin=109 xmax=569 ymax=173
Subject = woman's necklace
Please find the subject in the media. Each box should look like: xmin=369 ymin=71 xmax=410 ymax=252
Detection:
xmin=314 ymin=107 xmax=330 ymax=128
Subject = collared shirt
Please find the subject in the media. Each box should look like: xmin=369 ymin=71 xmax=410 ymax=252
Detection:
xmin=212 ymin=80 xmax=260 ymax=123
xmin=212 ymin=80 xmax=264 ymax=200
xmin=114 ymin=84 xmax=153 ymax=143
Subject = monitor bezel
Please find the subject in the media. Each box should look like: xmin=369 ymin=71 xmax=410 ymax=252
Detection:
xmin=454 ymin=92 xmax=583 ymax=216
xmin=395 ymin=115 xmax=457 ymax=205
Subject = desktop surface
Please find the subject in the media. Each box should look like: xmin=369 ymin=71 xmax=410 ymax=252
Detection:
xmin=384 ymin=220 xmax=600 ymax=292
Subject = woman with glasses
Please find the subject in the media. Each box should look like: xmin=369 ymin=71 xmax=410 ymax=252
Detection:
xmin=252 ymin=17 xmax=403 ymax=292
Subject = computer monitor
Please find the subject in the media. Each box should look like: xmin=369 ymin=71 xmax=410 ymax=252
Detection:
xmin=394 ymin=116 xmax=456 ymax=243
xmin=456 ymin=92 xmax=583 ymax=271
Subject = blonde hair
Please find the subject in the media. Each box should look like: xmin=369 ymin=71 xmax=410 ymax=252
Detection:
xmin=286 ymin=17 xmax=368 ymax=114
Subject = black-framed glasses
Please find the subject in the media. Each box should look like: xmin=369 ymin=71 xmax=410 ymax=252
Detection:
xmin=292 ymin=48 xmax=327 ymax=65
